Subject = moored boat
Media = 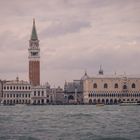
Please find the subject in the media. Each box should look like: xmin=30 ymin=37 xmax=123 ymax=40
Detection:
xmin=119 ymin=101 xmax=140 ymax=106
xmin=96 ymin=103 xmax=104 ymax=106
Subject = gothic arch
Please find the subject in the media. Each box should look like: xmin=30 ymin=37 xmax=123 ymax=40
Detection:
xmin=104 ymin=83 xmax=108 ymax=89
xmin=132 ymin=83 xmax=136 ymax=89
xmin=114 ymin=83 xmax=118 ymax=88
xmin=89 ymin=99 xmax=92 ymax=104
xmin=93 ymin=83 xmax=97 ymax=88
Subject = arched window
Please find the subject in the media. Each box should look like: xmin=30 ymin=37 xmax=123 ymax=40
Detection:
xmin=93 ymin=83 xmax=97 ymax=88
xmin=34 ymin=91 xmax=36 ymax=96
xmin=97 ymin=99 xmax=100 ymax=103
xmin=89 ymin=99 xmax=92 ymax=104
xmin=132 ymin=83 xmax=136 ymax=89
xmin=123 ymin=85 xmax=127 ymax=89
xmin=47 ymin=99 xmax=49 ymax=103
xmin=38 ymin=91 xmax=40 ymax=96
xmin=104 ymin=83 xmax=108 ymax=89
xmin=93 ymin=99 xmax=96 ymax=104
xmin=114 ymin=83 xmax=118 ymax=88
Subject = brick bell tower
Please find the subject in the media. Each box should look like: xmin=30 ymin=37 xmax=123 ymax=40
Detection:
xmin=28 ymin=19 xmax=40 ymax=86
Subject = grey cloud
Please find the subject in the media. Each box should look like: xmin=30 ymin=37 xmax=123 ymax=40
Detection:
xmin=40 ymin=20 xmax=91 ymax=38
xmin=44 ymin=44 xmax=140 ymax=71
xmin=0 ymin=31 xmax=28 ymax=51
xmin=0 ymin=0 xmax=140 ymax=87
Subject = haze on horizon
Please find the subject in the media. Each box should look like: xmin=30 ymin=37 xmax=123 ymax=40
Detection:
xmin=0 ymin=0 xmax=140 ymax=87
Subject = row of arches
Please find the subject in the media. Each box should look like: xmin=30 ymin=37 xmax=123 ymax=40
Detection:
xmin=33 ymin=99 xmax=50 ymax=105
xmin=4 ymin=93 xmax=30 ymax=98
xmin=93 ymin=83 xmax=136 ymax=89
xmin=3 ymin=99 xmax=30 ymax=105
xmin=3 ymin=85 xmax=31 ymax=91
xmin=88 ymin=93 xmax=140 ymax=98
xmin=88 ymin=98 xmax=139 ymax=104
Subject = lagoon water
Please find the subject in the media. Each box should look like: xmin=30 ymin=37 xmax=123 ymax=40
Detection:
xmin=0 ymin=105 xmax=140 ymax=140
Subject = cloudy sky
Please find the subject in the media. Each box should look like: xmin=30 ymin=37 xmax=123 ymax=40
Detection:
xmin=0 ymin=0 xmax=140 ymax=87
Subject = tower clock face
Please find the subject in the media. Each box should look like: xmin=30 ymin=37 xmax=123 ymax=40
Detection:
xmin=31 ymin=52 xmax=38 ymax=56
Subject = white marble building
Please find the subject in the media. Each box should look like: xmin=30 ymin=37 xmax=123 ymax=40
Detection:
xmin=1 ymin=77 xmax=64 ymax=105
xmin=30 ymin=83 xmax=53 ymax=105
xmin=30 ymin=83 xmax=64 ymax=105
xmin=83 ymin=68 xmax=140 ymax=104
xmin=2 ymin=77 xmax=31 ymax=105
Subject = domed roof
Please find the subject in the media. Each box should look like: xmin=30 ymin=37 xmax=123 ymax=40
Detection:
xmin=45 ymin=82 xmax=50 ymax=88
xmin=81 ymin=71 xmax=90 ymax=80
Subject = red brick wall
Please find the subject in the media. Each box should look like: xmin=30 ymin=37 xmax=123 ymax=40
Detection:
xmin=29 ymin=61 xmax=40 ymax=86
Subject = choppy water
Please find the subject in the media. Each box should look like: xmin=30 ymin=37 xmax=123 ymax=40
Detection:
xmin=0 ymin=105 xmax=140 ymax=140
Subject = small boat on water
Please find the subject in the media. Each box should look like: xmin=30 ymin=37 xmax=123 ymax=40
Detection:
xmin=96 ymin=103 xmax=104 ymax=106
xmin=119 ymin=101 xmax=140 ymax=106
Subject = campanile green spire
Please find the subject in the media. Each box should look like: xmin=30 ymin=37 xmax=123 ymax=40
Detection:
xmin=31 ymin=18 xmax=38 ymax=40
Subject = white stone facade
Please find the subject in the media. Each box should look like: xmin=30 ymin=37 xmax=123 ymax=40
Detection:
xmin=83 ymin=75 xmax=140 ymax=104
xmin=1 ymin=78 xmax=64 ymax=105
xmin=30 ymin=84 xmax=54 ymax=105
xmin=2 ymin=78 xmax=31 ymax=105
xmin=30 ymin=84 xmax=64 ymax=105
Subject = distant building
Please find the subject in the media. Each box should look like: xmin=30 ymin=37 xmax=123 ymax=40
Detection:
xmin=2 ymin=77 xmax=31 ymax=105
xmin=1 ymin=78 xmax=64 ymax=105
xmin=29 ymin=19 xmax=40 ymax=86
xmin=0 ymin=80 xmax=2 ymax=103
xmin=30 ymin=83 xmax=53 ymax=105
xmin=83 ymin=68 xmax=140 ymax=104
xmin=1 ymin=19 xmax=66 ymax=105
xmin=53 ymin=86 xmax=64 ymax=104
xmin=30 ymin=83 xmax=64 ymax=105
xmin=64 ymin=72 xmax=89 ymax=104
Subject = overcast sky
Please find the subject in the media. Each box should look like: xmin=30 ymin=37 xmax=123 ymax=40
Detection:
xmin=0 ymin=0 xmax=140 ymax=87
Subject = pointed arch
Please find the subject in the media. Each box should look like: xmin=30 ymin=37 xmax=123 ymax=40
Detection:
xmin=104 ymin=83 xmax=108 ymax=88
xmin=93 ymin=83 xmax=97 ymax=88
xmin=132 ymin=83 xmax=136 ymax=89
xmin=114 ymin=83 xmax=118 ymax=88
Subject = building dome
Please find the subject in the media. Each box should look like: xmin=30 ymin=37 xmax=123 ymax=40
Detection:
xmin=81 ymin=71 xmax=90 ymax=80
xmin=45 ymin=82 xmax=50 ymax=88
